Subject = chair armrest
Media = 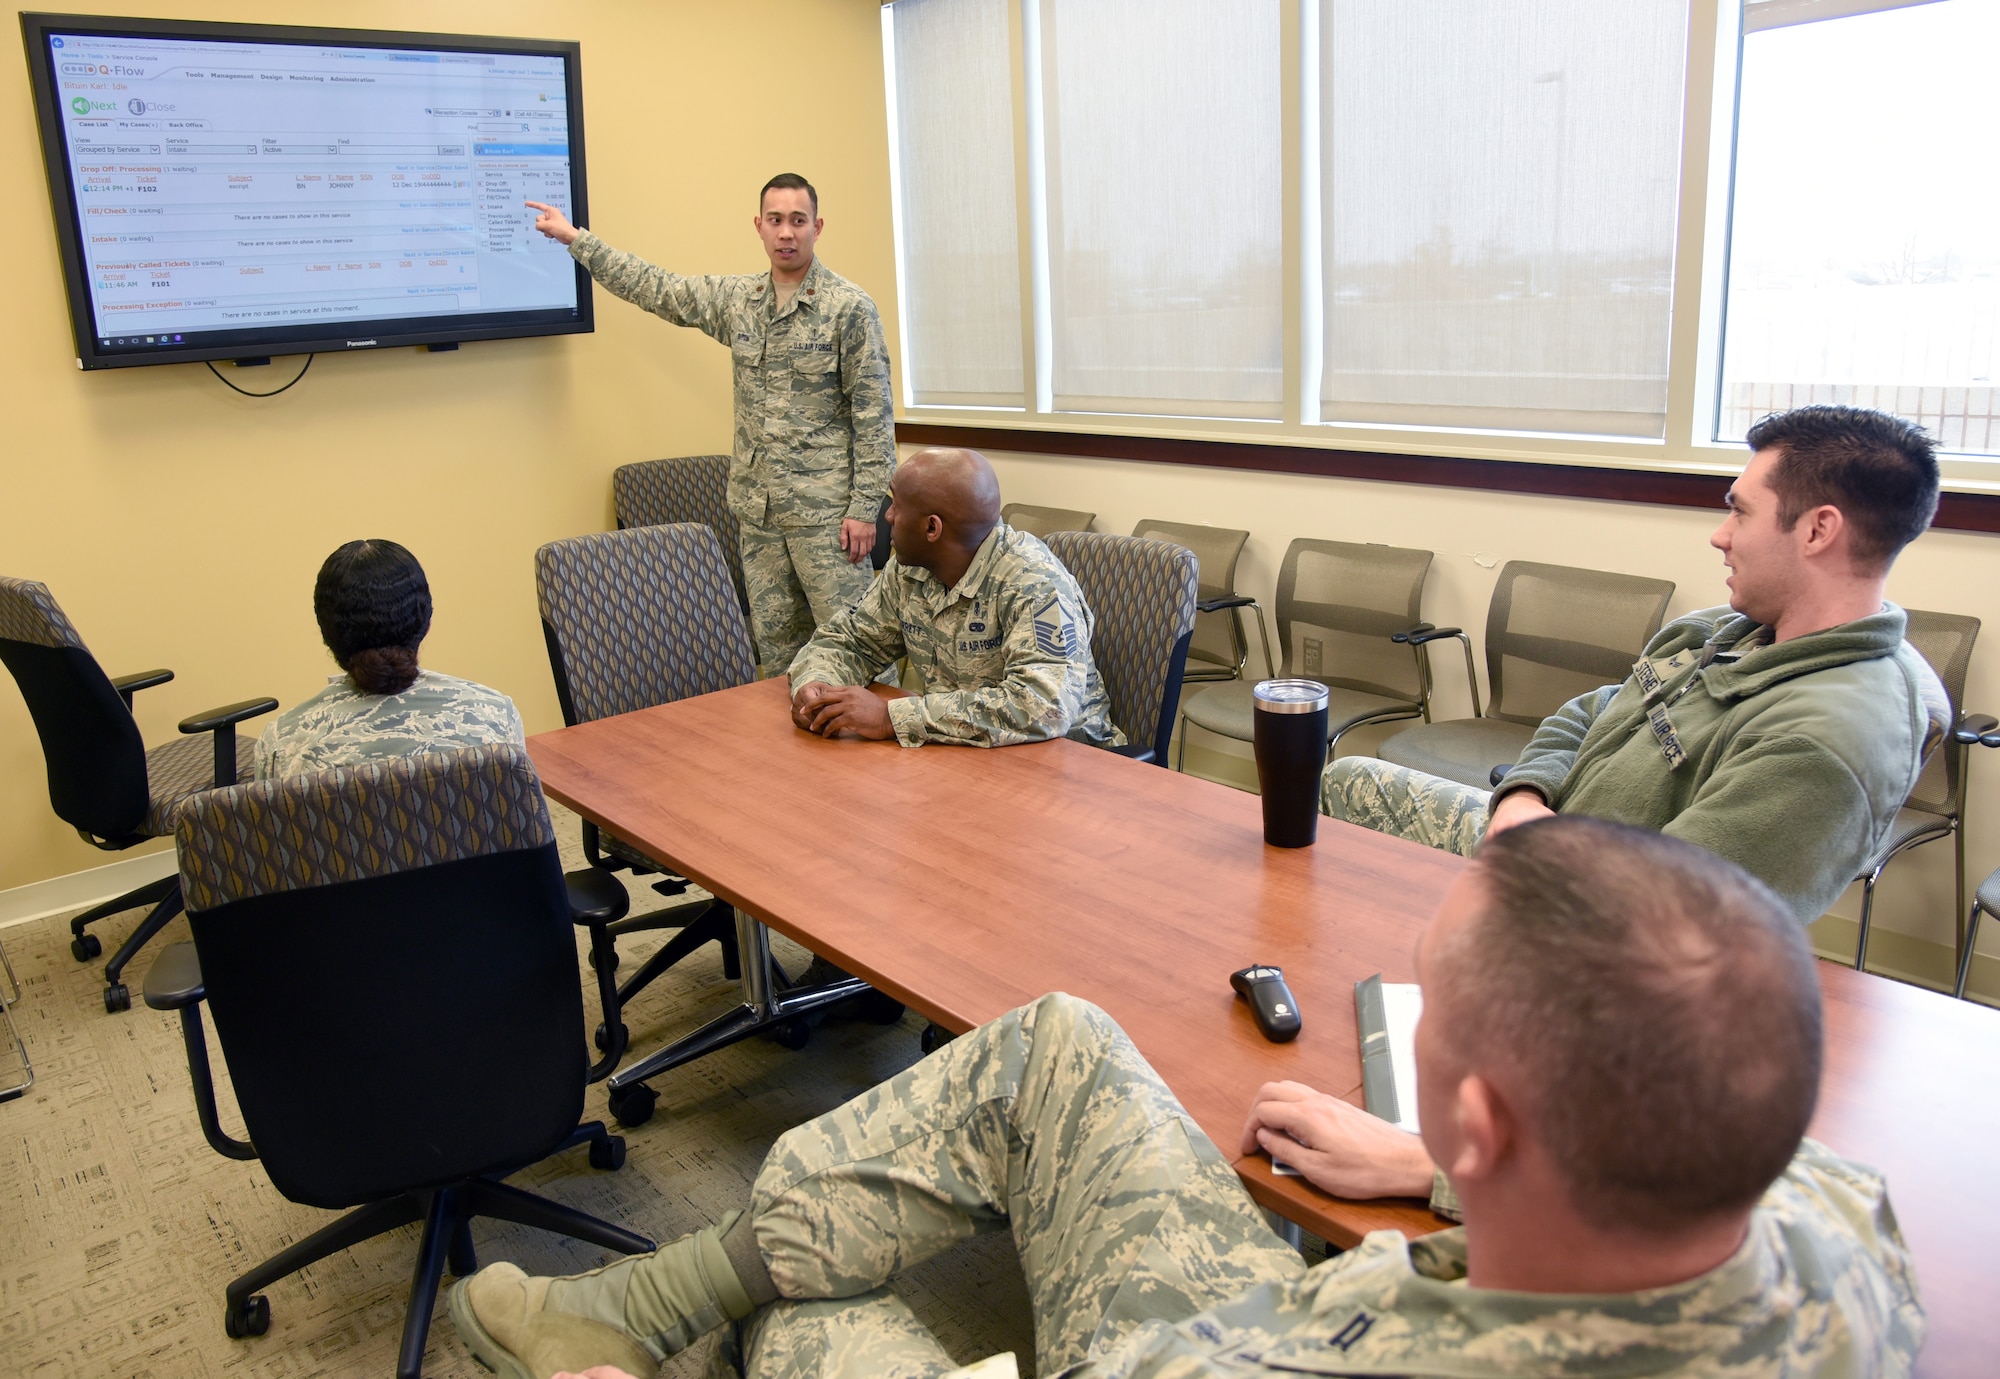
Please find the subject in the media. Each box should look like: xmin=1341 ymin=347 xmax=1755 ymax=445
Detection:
xmin=1954 ymin=712 xmax=2000 ymax=747
xmin=111 ymin=668 xmax=174 ymax=709
xmin=1107 ymin=743 xmax=1157 ymax=765
xmin=1489 ymin=764 xmax=1512 ymax=787
xmin=567 ymin=867 xmax=632 ymax=927
xmin=178 ymin=697 xmax=280 ymax=735
xmin=1195 ymin=594 xmax=1258 ymax=615
xmin=179 ymin=697 xmax=279 ymax=789
xmin=143 ymin=942 xmax=256 ymax=1162
xmin=1394 ymin=625 xmax=1463 ymax=646
xmin=142 ymin=940 xmax=206 ymax=1010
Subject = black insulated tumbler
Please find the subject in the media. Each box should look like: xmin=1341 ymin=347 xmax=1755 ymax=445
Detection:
xmin=1252 ymin=679 xmax=1331 ymax=848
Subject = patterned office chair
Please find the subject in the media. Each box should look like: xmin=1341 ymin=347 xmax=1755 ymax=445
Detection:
xmin=1044 ymin=531 xmax=1200 ymax=764
xmin=1002 ymin=502 xmax=1096 ymax=540
xmin=1180 ymin=540 xmax=1438 ymax=770
xmin=535 ymin=523 xmax=756 ymax=1112
xmin=0 ymin=576 xmax=276 ymax=1012
xmin=1855 ymin=609 xmax=1995 ymax=976
xmin=146 ymin=746 xmax=651 ymax=1379
xmin=612 ymin=455 xmax=748 ymax=615
xmin=1378 ymin=561 xmax=1676 ymax=790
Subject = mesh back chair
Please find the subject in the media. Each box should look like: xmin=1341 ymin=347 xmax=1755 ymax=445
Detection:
xmin=1379 ymin=561 xmax=1676 ymax=790
xmin=1043 ymin=531 xmax=1199 ymax=764
xmin=1179 ymin=541 xmax=1437 ymax=771
xmin=1130 ymin=519 xmax=1274 ymax=688
xmin=612 ymin=455 xmax=748 ymax=615
xmin=1855 ymin=610 xmax=1995 ymax=975
xmin=0 ymin=576 xmax=276 ymax=1013
xmin=144 ymin=746 xmax=651 ymax=1379
xmin=536 ymin=524 xmax=876 ymax=1124
xmin=1955 ymin=863 xmax=2000 ymax=1001
xmin=1002 ymin=503 xmax=1096 ymax=539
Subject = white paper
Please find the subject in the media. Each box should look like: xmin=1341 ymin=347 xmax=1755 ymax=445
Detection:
xmin=1380 ymin=983 xmax=1424 ymax=1133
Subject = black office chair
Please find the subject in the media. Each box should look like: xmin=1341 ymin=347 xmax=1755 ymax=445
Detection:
xmin=1044 ymin=531 xmax=1200 ymax=765
xmin=146 ymin=745 xmax=653 ymax=1379
xmin=0 ymin=576 xmax=276 ymax=1012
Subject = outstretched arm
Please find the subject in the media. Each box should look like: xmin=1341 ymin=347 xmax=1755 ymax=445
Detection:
xmin=528 ymin=202 xmax=737 ymax=342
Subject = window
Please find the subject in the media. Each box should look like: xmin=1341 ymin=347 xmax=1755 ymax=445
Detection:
xmin=1041 ymin=0 xmax=1283 ymax=418
xmin=882 ymin=0 xmax=2000 ymax=466
xmin=1719 ymin=0 xmax=2000 ymax=453
xmin=885 ymin=0 xmax=1024 ymax=407
xmin=1318 ymin=0 xmax=1687 ymax=438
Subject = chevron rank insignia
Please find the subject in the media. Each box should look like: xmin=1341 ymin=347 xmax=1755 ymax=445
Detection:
xmin=1033 ymin=595 xmax=1077 ymax=657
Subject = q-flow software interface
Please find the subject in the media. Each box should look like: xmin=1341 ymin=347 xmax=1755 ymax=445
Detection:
xmin=48 ymin=32 xmax=579 ymax=347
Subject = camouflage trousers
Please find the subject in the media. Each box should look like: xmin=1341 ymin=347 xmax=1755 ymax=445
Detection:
xmin=740 ymin=517 xmax=876 ymax=678
xmin=1319 ymin=756 xmax=1492 ymax=858
xmin=713 ymin=993 xmax=1304 ymax=1379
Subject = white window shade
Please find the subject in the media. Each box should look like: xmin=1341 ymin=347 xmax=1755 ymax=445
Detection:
xmin=1041 ymin=0 xmax=1283 ymax=419
xmin=1319 ymin=0 xmax=1688 ymax=438
xmin=889 ymin=0 xmax=1024 ymax=408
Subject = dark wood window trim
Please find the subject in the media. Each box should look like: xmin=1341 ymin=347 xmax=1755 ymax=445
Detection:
xmin=897 ymin=422 xmax=2000 ymax=535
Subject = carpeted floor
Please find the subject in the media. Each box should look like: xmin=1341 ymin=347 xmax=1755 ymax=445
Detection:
xmin=0 ymin=802 xmax=1037 ymax=1378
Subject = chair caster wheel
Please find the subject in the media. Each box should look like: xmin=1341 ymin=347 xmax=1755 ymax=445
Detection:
xmin=608 ymin=1083 xmax=656 ymax=1128
xmin=225 ymin=1293 xmax=271 ymax=1338
xmin=589 ymin=1134 xmax=627 ymax=1170
xmin=594 ymin=1022 xmax=629 ymax=1053
xmin=72 ymin=934 xmax=101 ymax=962
xmin=920 ymin=1023 xmax=954 ymax=1054
xmin=103 ymin=983 xmax=131 ymax=1014
xmin=770 ymin=1018 xmax=810 ymax=1051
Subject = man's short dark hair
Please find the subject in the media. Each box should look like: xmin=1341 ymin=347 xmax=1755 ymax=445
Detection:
xmin=760 ymin=172 xmax=818 ymax=216
xmin=1438 ymin=818 xmax=1822 ymax=1233
xmin=1744 ymin=405 xmax=1939 ymax=572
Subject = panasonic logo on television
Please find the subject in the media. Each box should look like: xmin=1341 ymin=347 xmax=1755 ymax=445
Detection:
xmin=345 ymin=339 xmax=377 ymax=348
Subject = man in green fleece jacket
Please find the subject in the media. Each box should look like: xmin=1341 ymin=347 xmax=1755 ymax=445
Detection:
xmin=1323 ymin=404 xmax=1947 ymax=921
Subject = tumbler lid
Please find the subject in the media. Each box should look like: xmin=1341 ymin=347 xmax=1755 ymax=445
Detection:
xmin=1253 ymin=678 xmax=1330 ymax=714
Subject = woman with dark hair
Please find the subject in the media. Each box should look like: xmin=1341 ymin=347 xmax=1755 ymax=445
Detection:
xmin=254 ymin=539 xmax=525 ymax=780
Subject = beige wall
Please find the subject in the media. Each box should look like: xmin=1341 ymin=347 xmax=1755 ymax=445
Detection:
xmin=977 ymin=446 xmax=2000 ymax=977
xmin=0 ymin=0 xmax=895 ymax=890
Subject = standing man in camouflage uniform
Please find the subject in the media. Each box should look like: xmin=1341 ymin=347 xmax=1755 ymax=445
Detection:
xmin=526 ymin=174 xmax=895 ymax=676
xmin=451 ymin=817 xmax=1922 ymax=1379
xmin=788 ymin=447 xmax=1122 ymax=749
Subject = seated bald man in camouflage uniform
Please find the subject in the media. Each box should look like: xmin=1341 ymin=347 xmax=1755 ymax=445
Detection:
xmin=785 ymin=447 xmax=1122 ymax=749
xmin=451 ymin=817 xmax=1921 ymax=1379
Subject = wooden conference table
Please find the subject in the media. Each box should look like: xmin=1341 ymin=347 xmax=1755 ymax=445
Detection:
xmin=530 ymin=677 xmax=2000 ymax=1376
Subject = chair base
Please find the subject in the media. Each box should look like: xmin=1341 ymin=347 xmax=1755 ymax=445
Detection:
xmin=603 ymin=912 xmax=879 ymax=1124
xmin=220 ymin=1123 xmax=653 ymax=1379
xmin=67 ymin=872 xmax=183 ymax=1013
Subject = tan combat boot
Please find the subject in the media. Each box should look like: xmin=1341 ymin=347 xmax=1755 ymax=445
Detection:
xmin=450 ymin=1212 xmax=760 ymax=1379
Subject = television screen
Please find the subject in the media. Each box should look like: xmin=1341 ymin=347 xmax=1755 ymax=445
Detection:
xmin=20 ymin=13 xmax=591 ymax=370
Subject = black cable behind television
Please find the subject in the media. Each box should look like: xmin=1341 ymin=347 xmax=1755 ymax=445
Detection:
xmin=20 ymin=13 xmax=592 ymax=370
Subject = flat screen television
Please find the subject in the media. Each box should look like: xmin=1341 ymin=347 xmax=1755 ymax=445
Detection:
xmin=20 ymin=13 xmax=591 ymax=370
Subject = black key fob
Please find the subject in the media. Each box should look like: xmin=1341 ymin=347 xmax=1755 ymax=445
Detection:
xmin=1230 ymin=964 xmax=1302 ymax=1043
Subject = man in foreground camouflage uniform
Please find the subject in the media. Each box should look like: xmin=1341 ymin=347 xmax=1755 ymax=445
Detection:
xmin=450 ymin=816 xmax=1922 ymax=1379
xmin=786 ymin=446 xmax=1122 ymax=749
xmin=526 ymin=174 xmax=894 ymax=676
